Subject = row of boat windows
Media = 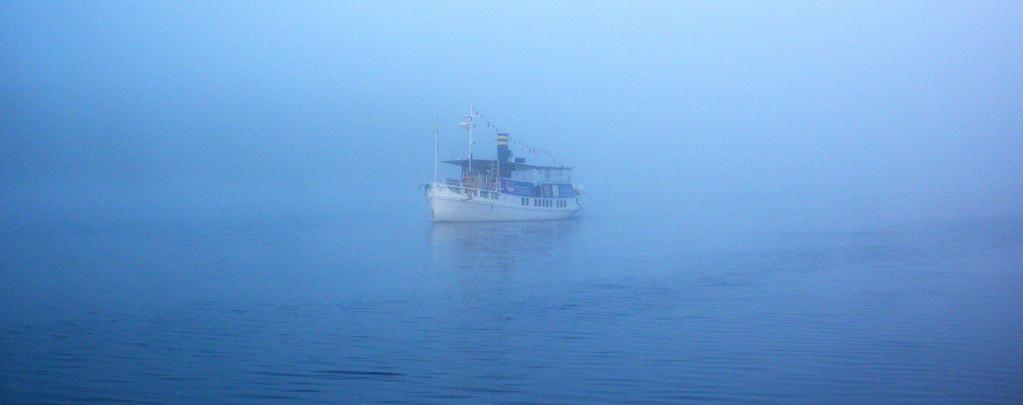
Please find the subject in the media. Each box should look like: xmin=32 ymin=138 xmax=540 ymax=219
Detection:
xmin=520 ymin=198 xmax=569 ymax=208
xmin=477 ymin=190 xmax=499 ymax=199
xmin=462 ymin=188 xmax=562 ymax=205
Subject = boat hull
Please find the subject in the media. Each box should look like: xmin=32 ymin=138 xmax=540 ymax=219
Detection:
xmin=427 ymin=184 xmax=581 ymax=222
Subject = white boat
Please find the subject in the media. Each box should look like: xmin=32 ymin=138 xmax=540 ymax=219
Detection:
xmin=425 ymin=108 xmax=583 ymax=222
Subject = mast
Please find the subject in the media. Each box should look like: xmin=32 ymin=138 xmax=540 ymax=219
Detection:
xmin=459 ymin=106 xmax=476 ymax=182
xmin=433 ymin=118 xmax=439 ymax=183
xmin=467 ymin=105 xmax=474 ymax=178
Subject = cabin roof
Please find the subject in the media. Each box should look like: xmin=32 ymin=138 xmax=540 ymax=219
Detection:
xmin=443 ymin=159 xmax=573 ymax=170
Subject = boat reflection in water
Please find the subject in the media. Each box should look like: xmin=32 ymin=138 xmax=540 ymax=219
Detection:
xmin=427 ymin=219 xmax=581 ymax=273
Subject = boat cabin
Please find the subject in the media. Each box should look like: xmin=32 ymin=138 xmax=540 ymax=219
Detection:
xmin=442 ymin=159 xmax=575 ymax=198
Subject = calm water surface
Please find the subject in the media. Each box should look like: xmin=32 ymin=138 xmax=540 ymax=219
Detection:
xmin=1 ymin=213 xmax=1021 ymax=402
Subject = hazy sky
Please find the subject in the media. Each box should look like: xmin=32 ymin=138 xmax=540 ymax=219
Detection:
xmin=2 ymin=1 xmax=1021 ymax=227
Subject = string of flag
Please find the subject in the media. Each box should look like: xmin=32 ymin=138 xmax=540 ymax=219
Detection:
xmin=471 ymin=108 xmax=558 ymax=163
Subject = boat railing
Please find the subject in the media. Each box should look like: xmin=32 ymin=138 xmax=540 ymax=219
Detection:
xmin=435 ymin=177 xmax=502 ymax=200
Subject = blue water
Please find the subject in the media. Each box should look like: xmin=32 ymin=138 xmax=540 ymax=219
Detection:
xmin=1 ymin=213 xmax=1021 ymax=402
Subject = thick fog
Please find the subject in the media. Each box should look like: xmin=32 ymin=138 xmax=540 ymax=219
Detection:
xmin=2 ymin=1 xmax=1021 ymax=229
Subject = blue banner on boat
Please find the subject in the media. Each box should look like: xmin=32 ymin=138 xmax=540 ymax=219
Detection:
xmin=501 ymin=179 xmax=536 ymax=196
